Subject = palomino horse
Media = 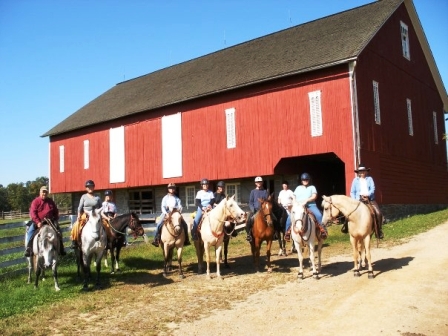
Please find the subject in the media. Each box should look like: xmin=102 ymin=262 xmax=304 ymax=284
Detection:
xmin=290 ymin=201 xmax=323 ymax=279
xmin=321 ymin=195 xmax=374 ymax=279
xmin=250 ymin=196 xmax=276 ymax=273
xmin=194 ymin=195 xmax=245 ymax=279
xmin=104 ymin=212 xmax=145 ymax=274
xmin=160 ymin=209 xmax=187 ymax=278
xmin=76 ymin=208 xmax=107 ymax=290
xmin=26 ymin=223 xmax=61 ymax=291
xmin=271 ymin=197 xmax=288 ymax=256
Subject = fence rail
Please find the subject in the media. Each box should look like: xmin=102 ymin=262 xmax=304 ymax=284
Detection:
xmin=1 ymin=208 xmax=71 ymax=220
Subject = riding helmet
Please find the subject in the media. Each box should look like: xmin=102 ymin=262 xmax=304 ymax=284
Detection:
xmin=104 ymin=190 xmax=113 ymax=196
xmin=200 ymin=178 xmax=209 ymax=185
xmin=300 ymin=173 xmax=311 ymax=181
xmin=167 ymin=183 xmax=176 ymax=189
xmin=85 ymin=180 xmax=95 ymax=187
xmin=254 ymin=176 xmax=263 ymax=182
xmin=217 ymin=181 xmax=225 ymax=188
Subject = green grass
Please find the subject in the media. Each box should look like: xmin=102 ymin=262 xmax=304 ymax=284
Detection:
xmin=0 ymin=208 xmax=447 ymax=320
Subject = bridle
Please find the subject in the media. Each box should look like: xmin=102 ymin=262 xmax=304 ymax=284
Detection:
xmin=291 ymin=209 xmax=312 ymax=241
xmin=325 ymin=196 xmax=361 ymax=220
xmin=110 ymin=214 xmax=142 ymax=238
xmin=165 ymin=211 xmax=183 ymax=239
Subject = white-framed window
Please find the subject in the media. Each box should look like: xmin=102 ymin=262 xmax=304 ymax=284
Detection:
xmin=83 ymin=140 xmax=89 ymax=169
xmin=59 ymin=145 xmax=64 ymax=173
xmin=185 ymin=186 xmax=196 ymax=209
xmin=400 ymin=21 xmax=410 ymax=60
xmin=225 ymin=107 xmax=236 ymax=149
xmin=225 ymin=183 xmax=241 ymax=203
xmin=433 ymin=111 xmax=438 ymax=144
xmin=308 ymin=90 xmax=322 ymax=137
xmin=373 ymin=81 xmax=381 ymax=125
xmin=406 ymin=99 xmax=413 ymax=136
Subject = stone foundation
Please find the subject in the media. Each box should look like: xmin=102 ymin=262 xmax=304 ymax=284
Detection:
xmin=380 ymin=204 xmax=447 ymax=221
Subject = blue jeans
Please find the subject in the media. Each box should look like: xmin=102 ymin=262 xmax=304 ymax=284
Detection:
xmin=287 ymin=204 xmax=326 ymax=233
xmin=192 ymin=206 xmax=204 ymax=239
xmin=285 ymin=214 xmax=291 ymax=233
xmin=155 ymin=214 xmax=166 ymax=237
xmin=26 ymin=222 xmax=36 ymax=245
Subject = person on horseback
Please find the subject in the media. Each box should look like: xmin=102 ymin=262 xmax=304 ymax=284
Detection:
xmin=70 ymin=180 xmax=102 ymax=249
xmin=245 ymin=176 xmax=269 ymax=242
xmin=289 ymin=173 xmax=328 ymax=239
xmin=101 ymin=190 xmax=125 ymax=245
xmin=151 ymin=183 xmax=191 ymax=247
xmin=214 ymin=180 xmax=238 ymax=237
xmin=25 ymin=186 xmax=67 ymax=257
xmin=349 ymin=163 xmax=384 ymax=239
xmin=191 ymin=178 xmax=215 ymax=241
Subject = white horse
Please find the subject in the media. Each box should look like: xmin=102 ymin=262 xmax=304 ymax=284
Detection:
xmin=290 ymin=201 xmax=323 ymax=279
xmin=194 ymin=195 xmax=245 ymax=279
xmin=160 ymin=209 xmax=186 ymax=278
xmin=27 ymin=224 xmax=61 ymax=290
xmin=77 ymin=208 xmax=107 ymax=290
xmin=321 ymin=195 xmax=374 ymax=279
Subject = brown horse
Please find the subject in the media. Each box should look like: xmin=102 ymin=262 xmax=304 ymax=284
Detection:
xmin=321 ymin=195 xmax=375 ymax=279
xmin=250 ymin=196 xmax=276 ymax=273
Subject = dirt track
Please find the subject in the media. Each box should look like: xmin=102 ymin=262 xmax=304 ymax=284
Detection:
xmin=173 ymin=222 xmax=448 ymax=336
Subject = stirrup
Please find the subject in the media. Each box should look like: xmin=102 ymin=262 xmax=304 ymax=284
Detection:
xmin=245 ymin=234 xmax=252 ymax=242
xmin=284 ymin=232 xmax=291 ymax=241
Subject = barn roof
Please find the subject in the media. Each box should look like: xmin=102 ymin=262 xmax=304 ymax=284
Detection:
xmin=43 ymin=0 xmax=445 ymax=137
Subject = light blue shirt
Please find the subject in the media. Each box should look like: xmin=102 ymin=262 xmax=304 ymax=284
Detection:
xmin=195 ymin=190 xmax=214 ymax=207
xmin=350 ymin=176 xmax=375 ymax=200
xmin=293 ymin=185 xmax=317 ymax=205
xmin=160 ymin=194 xmax=182 ymax=214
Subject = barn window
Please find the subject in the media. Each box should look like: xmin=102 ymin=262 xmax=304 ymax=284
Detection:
xmin=400 ymin=21 xmax=410 ymax=60
xmin=225 ymin=108 xmax=236 ymax=148
xmin=185 ymin=186 xmax=196 ymax=209
xmin=110 ymin=126 xmax=125 ymax=183
xmin=59 ymin=145 xmax=64 ymax=173
xmin=225 ymin=183 xmax=241 ymax=203
xmin=373 ymin=81 xmax=381 ymax=125
xmin=83 ymin=140 xmax=89 ymax=169
xmin=406 ymin=99 xmax=413 ymax=136
xmin=308 ymin=90 xmax=322 ymax=137
xmin=162 ymin=113 xmax=183 ymax=178
xmin=433 ymin=111 xmax=438 ymax=144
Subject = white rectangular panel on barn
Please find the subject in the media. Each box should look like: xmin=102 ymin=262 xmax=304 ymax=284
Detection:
xmin=162 ymin=113 xmax=182 ymax=178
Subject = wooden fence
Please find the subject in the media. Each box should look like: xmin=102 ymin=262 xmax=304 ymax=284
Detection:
xmin=1 ymin=208 xmax=71 ymax=220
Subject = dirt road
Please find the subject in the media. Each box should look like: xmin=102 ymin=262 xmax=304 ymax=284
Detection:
xmin=173 ymin=222 xmax=448 ymax=336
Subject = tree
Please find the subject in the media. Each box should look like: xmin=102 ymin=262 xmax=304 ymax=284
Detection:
xmin=0 ymin=185 xmax=9 ymax=211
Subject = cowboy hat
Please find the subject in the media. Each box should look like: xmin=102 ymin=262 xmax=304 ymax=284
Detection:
xmin=354 ymin=163 xmax=371 ymax=172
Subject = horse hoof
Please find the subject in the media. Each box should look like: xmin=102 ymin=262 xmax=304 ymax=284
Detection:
xmin=353 ymin=270 xmax=360 ymax=277
xmin=110 ymin=271 xmax=115 ymax=275
xmin=298 ymin=272 xmax=303 ymax=279
xmin=179 ymin=274 xmax=185 ymax=279
xmin=368 ymin=271 xmax=374 ymax=279
xmin=313 ymin=272 xmax=319 ymax=279
xmin=224 ymin=264 xmax=230 ymax=269
xmin=55 ymin=287 xmax=61 ymax=291
xmin=267 ymin=267 xmax=272 ymax=273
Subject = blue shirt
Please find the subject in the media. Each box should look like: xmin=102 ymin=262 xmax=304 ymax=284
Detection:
xmin=293 ymin=185 xmax=318 ymax=205
xmin=195 ymin=190 xmax=215 ymax=207
xmin=350 ymin=176 xmax=375 ymax=200
xmin=249 ymin=188 xmax=269 ymax=212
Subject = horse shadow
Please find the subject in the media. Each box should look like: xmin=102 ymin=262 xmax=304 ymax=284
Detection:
xmin=372 ymin=256 xmax=414 ymax=277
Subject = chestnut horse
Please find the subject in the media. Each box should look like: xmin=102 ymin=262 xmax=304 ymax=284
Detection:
xmin=290 ymin=200 xmax=323 ymax=279
xmin=250 ymin=196 xmax=276 ymax=273
xmin=194 ymin=195 xmax=245 ymax=279
xmin=160 ymin=209 xmax=187 ymax=278
xmin=321 ymin=195 xmax=375 ymax=279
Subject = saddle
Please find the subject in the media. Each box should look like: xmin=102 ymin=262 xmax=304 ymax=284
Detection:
xmin=361 ymin=200 xmax=380 ymax=238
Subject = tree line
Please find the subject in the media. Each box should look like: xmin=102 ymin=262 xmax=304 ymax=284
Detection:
xmin=0 ymin=177 xmax=71 ymax=212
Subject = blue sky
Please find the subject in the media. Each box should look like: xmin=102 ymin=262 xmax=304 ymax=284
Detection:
xmin=0 ymin=0 xmax=447 ymax=186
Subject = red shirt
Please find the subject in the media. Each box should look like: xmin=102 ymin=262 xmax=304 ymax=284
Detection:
xmin=30 ymin=196 xmax=59 ymax=224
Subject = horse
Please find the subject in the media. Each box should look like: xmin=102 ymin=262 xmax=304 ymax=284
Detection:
xmin=160 ymin=209 xmax=187 ymax=278
xmin=271 ymin=196 xmax=288 ymax=256
xmin=194 ymin=195 xmax=245 ymax=279
xmin=221 ymin=217 xmax=238 ymax=268
xmin=75 ymin=208 xmax=107 ymax=290
xmin=290 ymin=201 xmax=324 ymax=279
xmin=321 ymin=195 xmax=374 ymax=279
xmin=26 ymin=223 xmax=61 ymax=290
xmin=250 ymin=195 xmax=276 ymax=273
xmin=104 ymin=212 xmax=145 ymax=274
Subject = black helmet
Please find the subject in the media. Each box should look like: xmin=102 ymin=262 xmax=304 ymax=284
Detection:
xmin=85 ymin=180 xmax=95 ymax=187
xmin=104 ymin=190 xmax=113 ymax=196
xmin=167 ymin=183 xmax=176 ymax=189
xmin=217 ymin=181 xmax=225 ymax=188
xmin=300 ymin=173 xmax=311 ymax=181
xmin=200 ymin=178 xmax=209 ymax=185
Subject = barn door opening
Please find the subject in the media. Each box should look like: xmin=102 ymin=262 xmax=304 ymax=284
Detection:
xmin=128 ymin=189 xmax=154 ymax=214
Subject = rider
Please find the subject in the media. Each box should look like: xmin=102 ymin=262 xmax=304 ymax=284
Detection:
xmin=214 ymin=180 xmax=238 ymax=237
xmin=25 ymin=186 xmax=67 ymax=257
xmin=151 ymin=183 xmax=191 ymax=247
xmin=101 ymin=190 xmax=124 ymax=245
xmin=191 ymin=179 xmax=215 ymax=241
xmin=349 ymin=163 xmax=384 ymax=239
xmin=290 ymin=173 xmax=328 ymax=239
xmin=245 ymin=176 xmax=269 ymax=242
xmin=278 ymin=180 xmax=294 ymax=241
xmin=70 ymin=180 xmax=102 ymax=249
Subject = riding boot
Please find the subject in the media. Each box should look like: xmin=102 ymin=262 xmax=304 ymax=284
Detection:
xmin=231 ymin=229 xmax=238 ymax=237
xmin=284 ymin=229 xmax=291 ymax=242
xmin=319 ymin=224 xmax=328 ymax=239
xmin=245 ymin=216 xmax=253 ymax=242
xmin=59 ymin=238 xmax=67 ymax=256
xmin=151 ymin=233 xmax=161 ymax=247
xmin=70 ymin=240 xmax=78 ymax=249
xmin=24 ymin=246 xmax=32 ymax=257
xmin=182 ymin=222 xmax=191 ymax=246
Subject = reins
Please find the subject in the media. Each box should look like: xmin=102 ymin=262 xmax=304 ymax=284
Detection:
xmin=327 ymin=196 xmax=361 ymax=220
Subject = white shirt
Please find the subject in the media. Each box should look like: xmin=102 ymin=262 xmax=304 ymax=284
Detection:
xmin=359 ymin=177 xmax=369 ymax=196
xmin=278 ymin=189 xmax=294 ymax=207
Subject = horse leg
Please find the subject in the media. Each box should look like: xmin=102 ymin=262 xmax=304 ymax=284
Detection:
xmin=317 ymin=238 xmax=323 ymax=273
xmin=194 ymin=240 xmax=203 ymax=274
xmin=94 ymin=251 xmax=104 ymax=289
xmin=308 ymin=241 xmax=318 ymax=279
xmin=223 ymin=237 xmax=230 ymax=268
xmin=27 ymin=257 xmax=32 ymax=284
xmin=215 ymin=245 xmax=223 ymax=279
xmin=110 ymin=248 xmax=116 ymax=274
xmin=82 ymin=254 xmax=90 ymax=291
xmin=104 ymin=249 xmax=109 ymax=268
xmin=364 ymin=235 xmax=374 ymax=279
xmin=266 ymin=240 xmax=273 ymax=273
xmin=52 ymin=261 xmax=60 ymax=291
xmin=177 ymin=247 xmax=184 ymax=279
xmin=204 ymin=242 xmax=211 ymax=279
xmin=34 ymin=257 xmax=40 ymax=289
xmin=253 ymin=240 xmax=261 ymax=273
xmin=350 ymin=236 xmax=360 ymax=277
xmin=162 ymin=243 xmax=168 ymax=277
xmin=115 ymin=246 xmax=122 ymax=273
xmin=295 ymin=240 xmax=304 ymax=279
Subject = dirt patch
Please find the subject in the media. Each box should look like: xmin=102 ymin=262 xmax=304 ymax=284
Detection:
xmin=3 ymin=223 xmax=448 ymax=336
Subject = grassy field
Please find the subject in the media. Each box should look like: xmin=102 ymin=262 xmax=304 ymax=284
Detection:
xmin=0 ymin=208 xmax=447 ymax=322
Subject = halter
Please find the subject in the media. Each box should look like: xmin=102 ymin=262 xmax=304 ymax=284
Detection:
xmin=258 ymin=201 xmax=274 ymax=227
xmin=164 ymin=211 xmax=183 ymax=239
xmin=292 ymin=210 xmax=312 ymax=241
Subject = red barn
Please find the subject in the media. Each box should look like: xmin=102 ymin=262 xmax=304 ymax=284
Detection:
xmin=43 ymin=0 xmax=448 ymax=218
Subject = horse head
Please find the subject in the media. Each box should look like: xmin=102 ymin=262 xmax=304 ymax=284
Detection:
xmin=258 ymin=198 xmax=274 ymax=226
xmin=321 ymin=195 xmax=340 ymax=225
xmin=290 ymin=201 xmax=307 ymax=234
xmin=85 ymin=208 xmax=103 ymax=239
xmin=37 ymin=225 xmax=58 ymax=268
xmin=168 ymin=209 xmax=183 ymax=235
xmin=129 ymin=212 xmax=144 ymax=237
xmin=224 ymin=195 xmax=246 ymax=223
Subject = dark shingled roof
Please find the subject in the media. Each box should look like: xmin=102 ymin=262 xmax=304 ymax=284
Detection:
xmin=43 ymin=0 xmax=403 ymax=137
